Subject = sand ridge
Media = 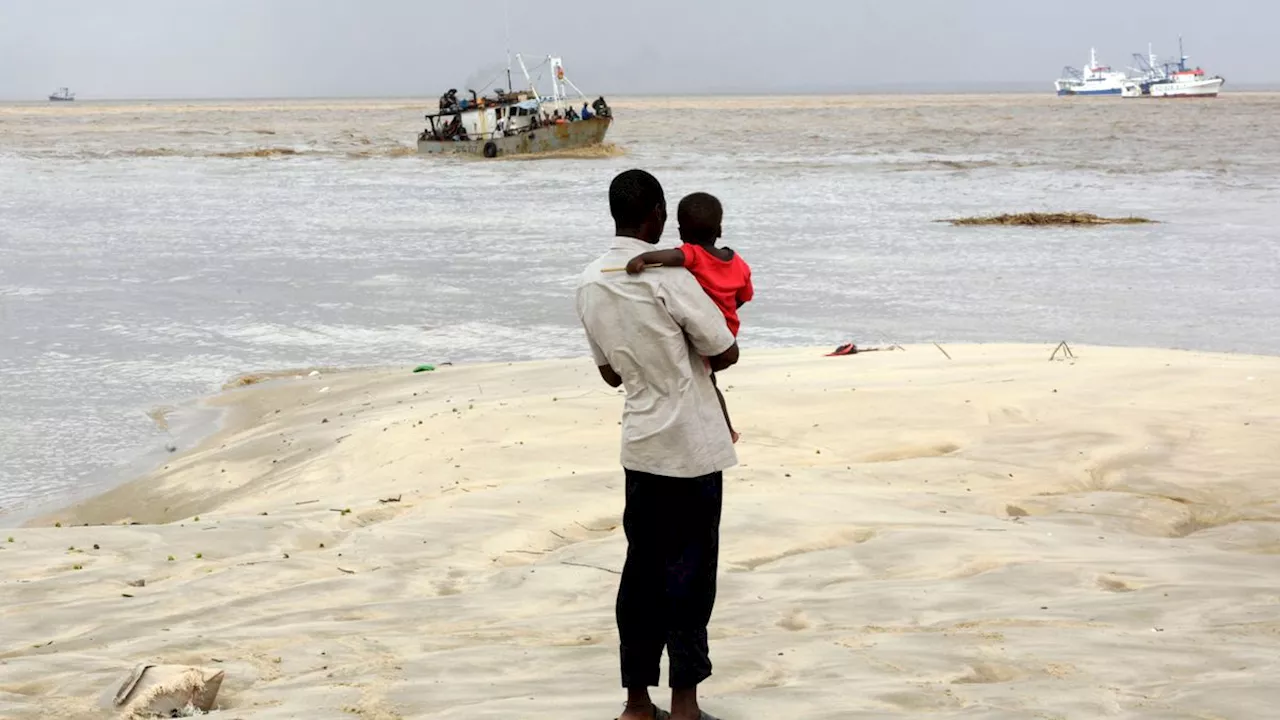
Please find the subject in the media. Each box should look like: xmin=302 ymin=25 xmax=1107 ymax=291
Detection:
xmin=2 ymin=344 xmax=1279 ymax=718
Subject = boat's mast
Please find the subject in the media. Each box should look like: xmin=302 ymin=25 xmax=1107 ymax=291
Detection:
xmin=504 ymin=0 xmax=513 ymax=93
xmin=516 ymin=53 xmax=536 ymax=99
xmin=550 ymin=56 xmax=559 ymax=105
xmin=549 ymin=56 xmax=565 ymax=110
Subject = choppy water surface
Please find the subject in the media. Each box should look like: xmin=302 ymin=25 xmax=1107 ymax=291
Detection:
xmin=2 ymin=94 xmax=1279 ymax=515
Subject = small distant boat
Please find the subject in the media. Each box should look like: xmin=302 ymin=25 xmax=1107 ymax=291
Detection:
xmin=48 ymin=87 xmax=75 ymax=102
xmin=417 ymin=54 xmax=612 ymax=158
xmin=1054 ymin=49 xmax=1128 ymax=96
xmin=1122 ymin=39 xmax=1224 ymax=99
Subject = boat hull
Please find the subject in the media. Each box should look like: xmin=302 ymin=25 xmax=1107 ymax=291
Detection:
xmin=1150 ymin=77 xmax=1225 ymax=98
xmin=1057 ymin=86 xmax=1123 ymax=96
xmin=418 ymin=116 xmax=611 ymax=157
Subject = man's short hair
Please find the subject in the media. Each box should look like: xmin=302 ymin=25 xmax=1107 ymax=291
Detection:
xmin=609 ymin=169 xmax=665 ymax=227
xmin=677 ymin=192 xmax=722 ymax=237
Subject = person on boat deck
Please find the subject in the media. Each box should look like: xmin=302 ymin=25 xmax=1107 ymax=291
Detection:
xmin=581 ymin=102 xmax=594 ymax=120
xmin=445 ymin=116 xmax=468 ymax=142
xmin=567 ymin=106 xmax=580 ymax=121
xmin=440 ymin=89 xmax=460 ymax=113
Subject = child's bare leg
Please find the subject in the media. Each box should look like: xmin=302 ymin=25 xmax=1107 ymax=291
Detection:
xmin=710 ymin=372 xmax=739 ymax=444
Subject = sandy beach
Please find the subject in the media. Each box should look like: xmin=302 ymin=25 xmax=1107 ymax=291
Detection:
xmin=2 ymin=344 xmax=1279 ymax=719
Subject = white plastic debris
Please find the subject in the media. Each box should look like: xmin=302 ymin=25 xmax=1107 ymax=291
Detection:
xmin=110 ymin=664 xmax=224 ymax=717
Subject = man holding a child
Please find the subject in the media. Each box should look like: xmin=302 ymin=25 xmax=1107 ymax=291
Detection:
xmin=575 ymin=169 xmax=740 ymax=720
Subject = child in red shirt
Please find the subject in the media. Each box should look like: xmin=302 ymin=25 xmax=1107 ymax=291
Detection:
xmin=626 ymin=192 xmax=753 ymax=443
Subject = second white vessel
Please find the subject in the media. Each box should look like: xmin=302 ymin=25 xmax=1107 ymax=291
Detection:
xmin=1122 ymin=39 xmax=1225 ymax=99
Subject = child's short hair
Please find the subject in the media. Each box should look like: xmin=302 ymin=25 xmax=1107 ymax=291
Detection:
xmin=677 ymin=192 xmax=722 ymax=240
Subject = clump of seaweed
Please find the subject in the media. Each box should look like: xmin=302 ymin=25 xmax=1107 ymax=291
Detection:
xmin=941 ymin=212 xmax=1155 ymax=226
xmin=223 ymin=374 xmax=269 ymax=389
xmin=214 ymin=147 xmax=300 ymax=159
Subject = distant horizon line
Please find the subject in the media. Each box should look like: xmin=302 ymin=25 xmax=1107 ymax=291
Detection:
xmin=7 ymin=82 xmax=1280 ymax=103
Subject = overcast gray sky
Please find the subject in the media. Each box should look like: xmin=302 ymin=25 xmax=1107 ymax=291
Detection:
xmin=2 ymin=0 xmax=1275 ymax=99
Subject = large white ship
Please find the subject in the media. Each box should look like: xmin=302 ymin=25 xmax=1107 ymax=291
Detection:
xmin=1054 ymin=49 xmax=1128 ymax=96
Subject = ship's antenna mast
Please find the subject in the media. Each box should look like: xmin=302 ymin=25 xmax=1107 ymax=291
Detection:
xmin=516 ymin=53 xmax=536 ymax=97
xmin=505 ymin=1 xmax=513 ymax=93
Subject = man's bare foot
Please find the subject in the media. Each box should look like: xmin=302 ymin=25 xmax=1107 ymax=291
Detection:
xmin=730 ymin=430 xmax=740 ymax=444
xmin=670 ymin=708 xmax=716 ymax=720
xmin=670 ymin=688 xmax=713 ymax=720
xmin=618 ymin=703 xmax=665 ymax=720
xmin=618 ymin=691 xmax=666 ymax=720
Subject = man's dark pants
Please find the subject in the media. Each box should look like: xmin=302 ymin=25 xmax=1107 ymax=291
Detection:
xmin=617 ymin=469 xmax=724 ymax=689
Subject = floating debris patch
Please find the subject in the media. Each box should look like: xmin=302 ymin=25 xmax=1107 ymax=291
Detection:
xmin=213 ymin=147 xmax=301 ymax=158
xmin=940 ymin=212 xmax=1156 ymax=226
